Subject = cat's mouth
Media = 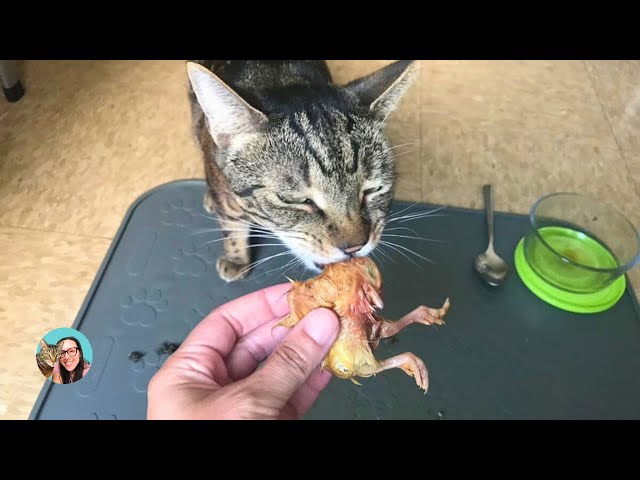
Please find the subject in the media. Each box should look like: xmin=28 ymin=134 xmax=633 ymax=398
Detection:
xmin=312 ymin=247 xmax=374 ymax=271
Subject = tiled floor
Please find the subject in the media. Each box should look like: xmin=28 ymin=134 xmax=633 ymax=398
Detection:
xmin=2 ymin=60 xmax=639 ymax=419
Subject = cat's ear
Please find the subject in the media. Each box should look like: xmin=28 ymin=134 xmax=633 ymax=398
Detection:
xmin=39 ymin=339 xmax=47 ymax=350
xmin=344 ymin=60 xmax=419 ymax=121
xmin=186 ymin=62 xmax=268 ymax=147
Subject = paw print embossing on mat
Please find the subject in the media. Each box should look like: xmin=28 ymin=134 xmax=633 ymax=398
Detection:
xmin=120 ymin=288 xmax=168 ymax=327
xmin=172 ymin=242 xmax=218 ymax=277
xmin=161 ymin=198 xmax=198 ymax=227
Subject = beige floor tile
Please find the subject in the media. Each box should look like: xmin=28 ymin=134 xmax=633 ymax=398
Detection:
xmin=420 ymin=111 xmax=640 ymax=222
xmin=629 ymin=153 xmax=640 ymax=183
xmin=585 ymin=60 xmax=640 ymax=156
xmin=0 ymin=227 xmax=111 ymax=419
xmin=423 ymin=60 xmax=603 ymax=120
xmin=0 ymin=60 xmax=203 ymax=238
xmin=419 ymin=60 xmax=636 ymax=212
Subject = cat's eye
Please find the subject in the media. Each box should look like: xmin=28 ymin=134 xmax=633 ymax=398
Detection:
xmin=277 ymin=194 xmax=319 ymax=211
xmin=363 ymin=186 xmax=383 ymax=196
xmin=300 ymin=198 xmax=319 ymax=212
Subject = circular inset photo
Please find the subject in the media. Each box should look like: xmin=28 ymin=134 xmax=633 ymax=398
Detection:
xmin=35 ymin=328 xmax=93 ymax=384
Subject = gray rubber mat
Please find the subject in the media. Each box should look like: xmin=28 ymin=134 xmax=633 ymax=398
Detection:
xmin=29 ymin=180 xmax=640 ymax=420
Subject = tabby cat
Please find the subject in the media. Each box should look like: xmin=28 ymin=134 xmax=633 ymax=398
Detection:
xmin=36 ymin=339 xmax=60 ymax=378
xmin=186 ymin=60 xmax=418 ymax=282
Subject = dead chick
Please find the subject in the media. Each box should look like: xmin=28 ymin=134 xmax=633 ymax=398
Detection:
xmin=275 ymin=257 xmax=449 ymax=392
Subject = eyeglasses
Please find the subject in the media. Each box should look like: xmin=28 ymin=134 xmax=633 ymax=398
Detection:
xmin=60 ymin=347 xmax=78 ymax=357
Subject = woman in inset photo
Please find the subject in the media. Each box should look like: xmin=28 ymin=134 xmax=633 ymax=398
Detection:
xmin=52 ymin=336 xmax=91 ymax=384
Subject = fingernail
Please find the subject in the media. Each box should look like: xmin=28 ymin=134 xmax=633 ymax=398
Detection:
xmin=303 ymin=309 xmax=339 ymax=344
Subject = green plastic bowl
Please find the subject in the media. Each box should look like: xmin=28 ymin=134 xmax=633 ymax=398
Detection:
xmin=514 ymin=192 xmax=639 ymax=313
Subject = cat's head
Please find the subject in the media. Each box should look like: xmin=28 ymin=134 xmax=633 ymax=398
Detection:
xmin=187 ymin=60 xmax=418 ymax=271
xmin=38 ymin=339 xmax=60 ymax=367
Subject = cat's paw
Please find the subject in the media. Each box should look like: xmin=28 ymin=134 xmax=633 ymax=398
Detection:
xmin=217 ymin=257 xmax=250 ymax=282
xmin=203 ymin=191 xmax=217 ymax=215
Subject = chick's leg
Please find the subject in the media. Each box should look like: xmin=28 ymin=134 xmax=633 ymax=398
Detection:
xmin=379 ymin=298 xmax=450 ymax=338
xmin=371 ymin=353 xmax=429 ymax=392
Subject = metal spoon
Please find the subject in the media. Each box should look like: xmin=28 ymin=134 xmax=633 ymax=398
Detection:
xmin=474 ymin=184 xmax=509 ymax=286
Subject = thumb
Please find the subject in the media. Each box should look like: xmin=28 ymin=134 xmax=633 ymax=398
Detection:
xmin=254 ymin=308 xmax=339 ymax=403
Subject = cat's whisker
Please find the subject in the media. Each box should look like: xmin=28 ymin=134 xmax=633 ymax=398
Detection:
xmin=248 ymin=256 xmax=297 ymax=281
xmin=281 ymin=257 xmax=305 ymax=280
xmin=388 ymin=141 xmax=418 ymax=151
xmin=275 ymin=231 xmax=310 ymax=243
xmin=191 ymin=226 xmax=306 ymax=247
xmin=225 ymin=222 xmax=272 ymax=234
xmin=201 ymin=210 xmax=262 ymax=228
xmin=370 ymin=250 xmax=384 ymax=267
xmin=381 ymin=242 xmax=424 ymax=270
xmin=188 ymin=227 xmax=242 ymax=236
xmin=387 ymin=205 xmax=448 ymax=223
xmin=246 ymin=243 xmax=288 ymax=249
xmin=231 ymin=250 xmax=294 ymax=281
xmin=196 ymin=234 xmax=280 ymax=248
xmin=281 ymin=256 xmax=302 ymax=273
xmin=381 ymin=233 xmax=447 ymax=243
xmin=374 ymin=243 xmax=398 ymax=264
xmin=399 ymin=206 xmax=448 ymax=218
xmin=203 ymin=216 xmax=274 ymax=235
xmin=391 ymin=150 xmax=417 ymax=159
xmin=397 ymin=213 xmax=448 ymax=223
xmin=380 ymin=241 xmax=423 ymax=270
xmin=383 ymin=226 xmax=421 ymax=237
xmin=199 ymin=214 xmax=264 ymax=230
xmin=188 ymin=227 xmax=272 ymax=236
xmin=387 ymin=201 xmax=421 ymax=219
xmin=259 ymin=256 xmax=301 ymax=280
xmin=380 ymin=240 xmax=436 ymax=265
xmin=387 ymin=211 xmax=449 ymax=225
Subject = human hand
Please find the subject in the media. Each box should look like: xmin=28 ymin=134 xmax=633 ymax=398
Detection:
xmin=147 ymin=283 xmax=339 ymax=420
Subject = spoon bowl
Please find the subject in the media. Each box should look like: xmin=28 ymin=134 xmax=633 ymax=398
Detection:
xmin=475 ymin=249 xmax=509 ymax=286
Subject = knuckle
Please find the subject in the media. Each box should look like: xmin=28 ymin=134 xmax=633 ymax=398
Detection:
xmin=273 ymin=343 xmax=310 ymax=377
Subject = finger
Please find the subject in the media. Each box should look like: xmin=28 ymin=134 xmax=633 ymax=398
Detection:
xmin=180 ymin=282 xmax=292 ymax=358
xmin=288 ymin=368 xmax=334 ymax=417
xmin=252 ymin=308 xmax=339 ymax=405
xmin=225 ymin=318 xmax=290 ymax=381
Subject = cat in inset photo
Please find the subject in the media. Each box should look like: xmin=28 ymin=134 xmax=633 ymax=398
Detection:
xmin=36 ymin=339 xmax=61 ymax=378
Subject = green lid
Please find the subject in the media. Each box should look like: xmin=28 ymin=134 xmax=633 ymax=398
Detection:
xmin=514 ymin=238 xmax=626 ymax=314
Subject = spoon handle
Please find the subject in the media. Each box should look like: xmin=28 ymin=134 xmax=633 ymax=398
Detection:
xmin=483 ymin=184 xmax=495 ymax=249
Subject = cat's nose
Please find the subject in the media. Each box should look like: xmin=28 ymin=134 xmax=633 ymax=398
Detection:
xmin=340 ymin=244 xmax=364 ymax=255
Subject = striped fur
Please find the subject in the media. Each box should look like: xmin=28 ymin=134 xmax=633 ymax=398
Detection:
xmin=186 ymin=60 xmax=418 ymax=281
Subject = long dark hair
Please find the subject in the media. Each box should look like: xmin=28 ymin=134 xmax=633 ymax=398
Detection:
xmin=56 ymin=336 xmax=88 ymax=384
